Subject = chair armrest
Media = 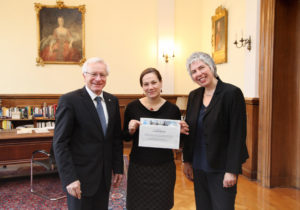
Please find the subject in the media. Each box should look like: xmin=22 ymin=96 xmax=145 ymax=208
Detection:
xmin=31 ymin=150 xmax=56 ymax=171
xmin=32 ymin=150 xmax=50 ymax=159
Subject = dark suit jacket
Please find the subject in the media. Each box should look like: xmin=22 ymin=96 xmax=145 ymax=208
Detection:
xmin=183 ymin=79 xmax=248 ymax=174
xmin=53 ymin=87 xmax=123 ymax=196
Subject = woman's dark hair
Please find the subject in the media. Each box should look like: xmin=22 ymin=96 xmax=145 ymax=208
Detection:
xmin=139 ymin=68 xmax=162 ymax=86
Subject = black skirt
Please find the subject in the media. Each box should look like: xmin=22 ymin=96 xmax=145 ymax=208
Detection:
xmin=126 ymin=161 xmax=176 ymax=210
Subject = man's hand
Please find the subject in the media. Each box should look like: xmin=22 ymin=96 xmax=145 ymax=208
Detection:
xmin=66 ymin=180 xmax=81 ymax=199
xmin=112 ymin=174 xmax=123 ymax=187
xmin=223 ymin=172 xmax=237 ymax=188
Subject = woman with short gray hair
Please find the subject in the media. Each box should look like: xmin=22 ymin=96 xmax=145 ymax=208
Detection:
xmin=182 ymin=52 xmax=249 ymax=210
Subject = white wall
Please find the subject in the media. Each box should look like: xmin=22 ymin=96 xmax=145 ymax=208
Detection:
xmin=0 ymin=0 xmax=259 ymax=97
xmin=157 ymin=0 xmax=175 ymax=94
xmin=0 ymin=0 xmax=158 ymax=94
xmin=244 ymin=0 xmax=260 ymax=97
xmin=174 ymin=0 xmax=260 ymax=97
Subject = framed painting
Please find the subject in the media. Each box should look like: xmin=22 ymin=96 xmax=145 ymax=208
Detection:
xmin=35 ymin=1 xmax=86 ymax=66
xmin=211 ymin=6 xmax=228 ymax=64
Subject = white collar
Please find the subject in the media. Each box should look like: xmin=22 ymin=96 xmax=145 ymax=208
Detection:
xmin=85 ymin=86 xmax=104 ymax=101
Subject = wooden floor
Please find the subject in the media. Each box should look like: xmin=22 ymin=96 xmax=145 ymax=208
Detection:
xmin=124 ymin=148 xmax=300 ymax=210
xmin=174 ymin=160 xmax=300 ymax=210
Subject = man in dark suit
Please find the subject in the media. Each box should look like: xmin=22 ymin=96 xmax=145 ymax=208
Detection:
xmin=53 ymin=57 xmax=123 ymax=210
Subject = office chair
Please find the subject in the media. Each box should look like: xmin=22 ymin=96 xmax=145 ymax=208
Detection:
xmin=30 ymin=149 xmax=66 ymax=201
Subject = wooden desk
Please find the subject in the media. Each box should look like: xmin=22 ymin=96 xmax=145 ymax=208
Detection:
xmin=0 ymin=130 xmax=53 ymax=165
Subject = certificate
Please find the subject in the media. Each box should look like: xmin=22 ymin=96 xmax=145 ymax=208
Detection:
xmin=138 ymin=118 xmax=180 ymax=149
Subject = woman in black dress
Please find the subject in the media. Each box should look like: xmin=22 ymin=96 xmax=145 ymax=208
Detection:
xmin=123 ymin=68 xmax=189 ymax=210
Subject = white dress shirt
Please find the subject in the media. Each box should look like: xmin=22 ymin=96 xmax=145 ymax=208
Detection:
xmin=85 ymin=86 xmax=109 ymax=125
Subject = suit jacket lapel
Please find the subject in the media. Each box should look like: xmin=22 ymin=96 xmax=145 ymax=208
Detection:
xmin=190 ymin=88 xmax=204 ymax=126
xmin=204 ymin=79 xmax=224 ymax=116
xmin=80 ymin=87 xmax=104 ymax=136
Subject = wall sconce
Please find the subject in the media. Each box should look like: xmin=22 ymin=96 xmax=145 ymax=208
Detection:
xmin=233 ymin=36 xmax=251 ymax=51
xmin=162 ymin=52 xmax=175 ymax=63
xmin=159 ymin=39 xmax=175 ymax=63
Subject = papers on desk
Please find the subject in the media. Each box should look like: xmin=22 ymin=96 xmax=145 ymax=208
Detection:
xmin=17 ymin=128 xmax=33 ymax=134
xmin=16 ymin=127 xmax=51 ymax=134
xmin=138 ymin=118 xmax=180 ymax=149
xmin=34 ymin=128 xmax=50 ymax=133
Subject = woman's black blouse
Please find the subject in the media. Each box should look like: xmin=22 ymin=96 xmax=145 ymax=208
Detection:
xmin=123 ymin=99 xmax=181 ymax=165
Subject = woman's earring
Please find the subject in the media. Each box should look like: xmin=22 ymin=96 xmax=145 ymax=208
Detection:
xmin=161 ymin=89 xmax=162 ymax=93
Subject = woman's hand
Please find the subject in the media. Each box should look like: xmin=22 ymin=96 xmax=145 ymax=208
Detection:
xmin=180 ymin=121 xmax=189 ymax=135
xmin=223 ymin=172 xmax=237 ymax=188
xmin=128 ymin=119 xmax=141 ymax=135
xmin=183 ymin=162 xmax=193 ymax=181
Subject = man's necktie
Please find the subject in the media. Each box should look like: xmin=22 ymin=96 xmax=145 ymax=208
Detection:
xmin=95 ymin=96 xmax=107 ymax=135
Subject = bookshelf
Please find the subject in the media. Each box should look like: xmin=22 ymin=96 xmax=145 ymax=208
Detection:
xmin=0 ymin=110 xmax=56 ymax=130
xmin=0 ymin=95 xmax=58 ymax=130
xmin=0 ymin=118 xmax=56 ymax=130
xmin=0 ymin=94 xmax=180 ymax=130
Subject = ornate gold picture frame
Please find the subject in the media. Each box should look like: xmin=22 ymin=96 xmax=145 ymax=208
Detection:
xmin=35 ymin=1 xmax=86 ymax=66
xmin=211 ymin=6 xmax=228 ymax=64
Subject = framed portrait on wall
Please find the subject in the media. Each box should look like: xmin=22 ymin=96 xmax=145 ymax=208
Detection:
xmin=211 ymin=6 xmax=228 ymax=64
xmin=35 ymin=1 xmax=86 ymax=66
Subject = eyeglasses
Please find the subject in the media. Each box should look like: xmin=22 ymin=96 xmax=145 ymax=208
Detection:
xmin=85 ymin=72 xmax=107 ymax=78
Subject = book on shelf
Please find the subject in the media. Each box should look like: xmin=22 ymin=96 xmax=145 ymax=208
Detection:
xmin=33 ymin=114 xmax=43 ymax=118
xmin=0 ymin=104 xmax=57 ymax=120
xmin=0 ymin=103 xmax=57 ymax=130
xmin=1 ymin=107 xmax=10 ymax=118
xmin=1 ymin=120 xmax=12 ymax=129
xmin=36 ymin=121 xmax=55 ymax=129
xmin=11 ymin=111 xmax=21 ymax=120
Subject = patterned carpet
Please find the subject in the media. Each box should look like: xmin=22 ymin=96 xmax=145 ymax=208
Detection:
xmin=0 ymin=157 xmax=128 ymax=209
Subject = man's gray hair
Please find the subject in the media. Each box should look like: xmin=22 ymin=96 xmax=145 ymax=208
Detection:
xmin=186 ymin=52 xmax=218 ymax=78
xmin=82 ymin=57 xmax=110 ymax=75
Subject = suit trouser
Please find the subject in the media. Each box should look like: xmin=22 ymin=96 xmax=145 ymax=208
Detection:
xmin=193 ymin=169 xmax=237 ymax=210
xmin=67 ymin=177 xmax=110 ymax=210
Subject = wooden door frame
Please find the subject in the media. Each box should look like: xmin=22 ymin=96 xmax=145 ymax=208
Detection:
xmin=258 ymin=0 xmax=276 ymax=187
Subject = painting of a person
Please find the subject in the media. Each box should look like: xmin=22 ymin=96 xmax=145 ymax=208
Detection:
xmin=215 ymin=18 xmax=225 ymax=51
xmin=40 ymin=16 xmax=81 ymax=62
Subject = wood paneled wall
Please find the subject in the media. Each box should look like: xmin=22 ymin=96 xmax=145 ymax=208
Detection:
xmin=242 ymin=98 xmax=259 ymax=179
xmin=0 ymin=94 xmax=179 ymax=129
xmin=0 ymin=94 xmax=259 ymax=179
